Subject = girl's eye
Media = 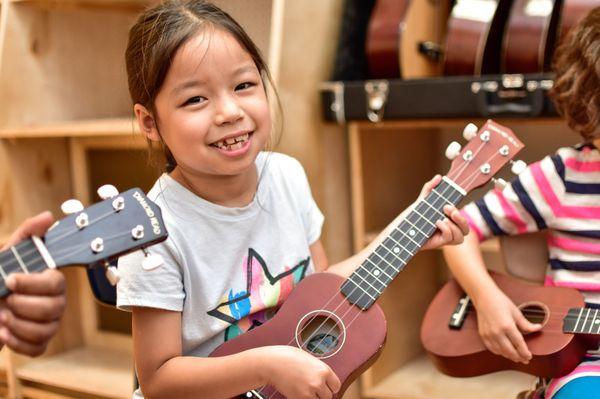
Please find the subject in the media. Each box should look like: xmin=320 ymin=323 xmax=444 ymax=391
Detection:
xmin=183 ymin=96 xmax=206 ymax=106
xmin=235 ymin=82 xmax=255 ymax=91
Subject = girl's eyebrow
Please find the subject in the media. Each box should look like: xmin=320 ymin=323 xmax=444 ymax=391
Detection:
xmin=172 ymin=80 xmax=206 ymax=95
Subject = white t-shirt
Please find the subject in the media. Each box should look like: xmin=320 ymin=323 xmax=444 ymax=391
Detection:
xmin=117 ymin=152 xmax=324 ymax=395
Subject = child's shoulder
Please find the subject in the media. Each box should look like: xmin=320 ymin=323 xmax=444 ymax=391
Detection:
xmin=258 ymin=151 xmax=307 ymax=180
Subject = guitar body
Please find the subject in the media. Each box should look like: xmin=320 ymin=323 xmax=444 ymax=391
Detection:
xmin=365 ymin=0 xmax=410 ymax=78
xmin=366 ymin=0 xmax=450 ymax=79
xmin=502 ymin=0 xmax=562 ymax=73
xmin=421 ymin=272 xmax=595 ymax=378
xmin=558 ymin=0 xmax=600 ymax=42
xmin=400 ymin=0 xmax=451 ymax=78
xmin=210 ymin=272 xmax=387 ymax=398
xmin=444 ymin=0 xmax=512 ymax=76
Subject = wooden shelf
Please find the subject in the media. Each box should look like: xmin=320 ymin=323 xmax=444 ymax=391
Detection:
xmin=7 ymin=0 xmax=153 ymax=12
xmin=16 ymin=345 xmax=133 ymax=398
xmin=364 ymin=355 xmax=536 ymax=399
xmin=0 ymin=118 xmax=141 ymax=139
xmin=351 ymin=117 xmax=563 ymax=130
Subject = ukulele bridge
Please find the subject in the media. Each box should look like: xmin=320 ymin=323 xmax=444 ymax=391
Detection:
xmin=449 ymin=294 xmax=471 ymax=329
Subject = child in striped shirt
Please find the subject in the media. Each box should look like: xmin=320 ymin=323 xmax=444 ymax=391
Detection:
xmin=442 ymin=8 xmax=600 ymax=399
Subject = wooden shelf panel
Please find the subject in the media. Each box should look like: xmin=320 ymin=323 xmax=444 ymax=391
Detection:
xmin=0 ymin=118 xmax=141 ymax=139
xmin=17 ymin=345 xmax=134 ymax=398
xmin=8 ymin=0 xmax=154 ymax=12
xmin=364 ymin=355 xmax=536 ymax=399
xmin=351 ymin=117 xmax=563 ymax=131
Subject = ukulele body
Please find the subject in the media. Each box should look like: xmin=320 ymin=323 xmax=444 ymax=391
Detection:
xmin=421 ymin=271 xmax=593 ymax=377
xmin=210 ymin=272 xmax=387 ymax=398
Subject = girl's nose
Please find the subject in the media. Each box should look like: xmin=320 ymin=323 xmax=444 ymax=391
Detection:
xmin=214 ymin=96 xmax=244 ymax=125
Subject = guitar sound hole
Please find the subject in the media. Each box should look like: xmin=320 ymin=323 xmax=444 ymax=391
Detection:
xmin=519 ymin=302 xmax=549 ymax=327
xmin=299 ymin=315 xmax=341 ymax=356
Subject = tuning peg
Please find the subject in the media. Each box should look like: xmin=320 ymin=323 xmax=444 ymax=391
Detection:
xmin=492 ymin=177 xmax=508 ymax=191
xmin=97 ymin=184 xmax=119 ymax=200
xmin=104 ymin=264 xmax=120 ymax=286
xmin=462 ymin=123 xmax=478 ymax=140
xmin=445 ymin=141 xmax=462 ymax=160
xmin=511 ymin=160 xmax=527 ymax=175
xmin=142 ymin=248 xmax=164 ymax=271
xmin=61 ymin=199 xmax=84 ymax=215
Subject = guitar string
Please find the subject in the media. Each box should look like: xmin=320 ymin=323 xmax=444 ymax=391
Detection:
xmin=260 ymin=147 xmax=507 ymax=398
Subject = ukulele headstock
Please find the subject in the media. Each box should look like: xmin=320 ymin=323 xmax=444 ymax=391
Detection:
xmin=445 ymin=120 xmax=525 ymax=194
xmin=44 ymin=187 xmax=167 ymax=276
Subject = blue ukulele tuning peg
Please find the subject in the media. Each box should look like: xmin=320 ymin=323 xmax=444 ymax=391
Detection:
xmin=97 ymin=184 xmax=119 ymax=200
xmin=142 ymin=248 xmax=164 ymax=271
xmin=61 ymin=199 xmax=84 ymax=215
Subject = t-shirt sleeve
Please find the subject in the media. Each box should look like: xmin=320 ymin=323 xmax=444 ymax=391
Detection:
xmin=461 ymin=155 xmax=559 ymax=242
xmin=116 ymin=237 xmax=185 ymax=312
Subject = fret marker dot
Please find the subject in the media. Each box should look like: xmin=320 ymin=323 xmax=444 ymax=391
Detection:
xmin=409 ymin=230 xmax=416 ymax=236
xmin=373 ymin=269 xmax=381 ymax=276
xmin=393 ymin=247 xmax=400 ymax=254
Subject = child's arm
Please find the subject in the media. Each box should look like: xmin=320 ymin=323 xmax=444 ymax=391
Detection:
xmin=323 ymin=175 xmax=469 ymax=277
xmin=442 ymin=232 xmax=542 ymax=364
xmin=133 ymin=307 xmax=341 ymax=399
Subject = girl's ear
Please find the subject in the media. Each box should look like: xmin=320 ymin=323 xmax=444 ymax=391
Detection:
xmin=134 ymin=104 xmax=161 ymax=142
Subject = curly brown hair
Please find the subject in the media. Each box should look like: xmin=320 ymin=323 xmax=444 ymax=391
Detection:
xmin=549 ymin=7 xmax=600 ymax=142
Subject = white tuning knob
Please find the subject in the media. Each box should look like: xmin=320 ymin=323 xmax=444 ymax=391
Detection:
xmin=105 ymin=266 xmax=120 ymax=286
xmin=493 ymin=177 xmax=508 ymax=191
xmin=445 ymin=141 xmax=462 ymax=160
xmin=142 ymin=250 xmax=164 ymax=271
xmin=97 ymin=184 xmax=119 ymax=200
xmin=61 ymin=199 xmax=84 ymax=215
xmin=511 ymin=160 xmax=527 ymax=175
xmin=462 ymin=123 xmax=478 ymax=141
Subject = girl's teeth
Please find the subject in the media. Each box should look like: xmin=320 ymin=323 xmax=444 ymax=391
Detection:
xmin=225 ymin=138 xmax=236 ymax=145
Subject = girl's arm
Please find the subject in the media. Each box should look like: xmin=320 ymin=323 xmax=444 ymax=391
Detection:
xmin=321 ymin=175 xmax=469 ymax=278
xmin=442 ymin=231 xmax=541 ymax=364
xmin=133 ymin=307 xmax=341 ymax=399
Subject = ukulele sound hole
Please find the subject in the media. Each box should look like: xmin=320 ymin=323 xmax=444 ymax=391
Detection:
xmin=299 ymin=315 xmax=342 ymax=356
xmin=519 ymin=302 xmax=549 ymax=327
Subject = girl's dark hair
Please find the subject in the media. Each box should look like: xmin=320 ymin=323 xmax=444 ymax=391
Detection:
xmin=549 ymin=7 xmax=600 ymax=142
xmin=125 ymin=0 xmax=282 ymax=172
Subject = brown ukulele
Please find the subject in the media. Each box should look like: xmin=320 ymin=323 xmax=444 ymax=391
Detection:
xmin=421 ymin=271 xmax=600 ymax=378
xmin=501 ymin=0 xmax=562 ymax=73
xmin=366 ymin=0 xmax=451 ymax=79
xmin=210 ymin=120 xmax=524 ymax=398
xmin=443 ymin=0 xmax=513 ymax=76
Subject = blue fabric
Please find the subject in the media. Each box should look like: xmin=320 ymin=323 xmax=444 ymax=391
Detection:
xmin=552 ymin=376 xmax=600 ymax=399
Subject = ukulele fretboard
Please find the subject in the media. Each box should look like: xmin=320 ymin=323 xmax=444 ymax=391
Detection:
xmin=564 ymin=307 xmax=600 ymax=335
xmin=341 ymin=177 xmax=464 ymax=310
xmin=0 ymin=239 xmax=47 ymax=297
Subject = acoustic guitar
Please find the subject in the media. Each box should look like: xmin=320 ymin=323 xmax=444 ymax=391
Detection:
xmin=0 ymin=186 xmax=168 ymax=297
xmin=421 ymin=271 xmax=600 ymax=378
xmin=365 ymin=0 xmax=451 ymax=79
xmin=443 ymin=0 xmax=513 ymax=76
xmin=501 ymin=0 xmax=563 ymax=73
xmin=211 ymin=120 xmax=524 ymax=398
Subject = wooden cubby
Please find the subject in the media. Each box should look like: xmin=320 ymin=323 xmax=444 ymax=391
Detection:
xmin=348 ymin=118 xmax=579 ymax=399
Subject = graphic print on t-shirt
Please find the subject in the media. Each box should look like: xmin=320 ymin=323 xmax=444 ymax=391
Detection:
xmin=207 ymin=248 xmax=310 ymax=341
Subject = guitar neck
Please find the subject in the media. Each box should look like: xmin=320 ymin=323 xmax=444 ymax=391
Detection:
xmin=0 ymin=238 xmax=49 ymax=297
xmin=564 ymin=307 xmax=600 ymax=336
xmin=341 ymin=177 xmax=465 ymax=310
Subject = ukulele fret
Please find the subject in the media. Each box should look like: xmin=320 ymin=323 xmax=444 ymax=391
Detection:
xmin=341 ymin=179 xmax=464 ymax=309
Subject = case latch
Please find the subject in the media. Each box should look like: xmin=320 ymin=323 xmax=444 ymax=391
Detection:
xmin=365 ymin=80 xmax=389 ymax=122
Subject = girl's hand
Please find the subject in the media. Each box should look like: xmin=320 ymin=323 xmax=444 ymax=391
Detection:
xmin=417 ymin=175 xmax=470 ymax=250
xmin=259 ymin=345 xmax=341 ymax=399
xmin=474 ymin=287 xmax=542 ymax=364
